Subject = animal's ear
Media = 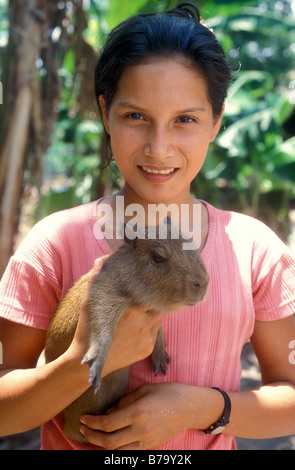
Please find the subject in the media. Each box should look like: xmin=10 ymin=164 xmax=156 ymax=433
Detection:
xmin=124 ymin=221 xmax=145 ymax=250
xmin=164 ymin=216 xmax=172 ymax=226
xmin=162 ymin=215 xmax=179 ymax=239
xmin=124 ymin=221 xmax=136 ymax=246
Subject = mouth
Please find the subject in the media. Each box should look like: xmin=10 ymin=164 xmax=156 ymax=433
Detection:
xmin=141 ymin=166 xmax=176 ymax=175
xmin=138 ymin=165 xmax=179 ymax=182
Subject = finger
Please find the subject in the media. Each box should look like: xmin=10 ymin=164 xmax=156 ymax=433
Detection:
xmin=113 ymin=384 xmax=151 ymax=411
xmin=80 ymin=408 xmax=131 ymax=433
xmin=88 ymin=255 xmax=110 ymax=284
xmin=113 ymin=440 xmax=145 ymax=450
xmin=79 ymin=424 xmax=144 ymax=450
xmin=81 ymin=257 xmax=105 ymax=305
xmin=90 ymin=257 xmax=104 ymax=278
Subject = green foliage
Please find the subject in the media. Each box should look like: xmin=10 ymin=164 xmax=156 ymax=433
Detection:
xmin=38 ymin=0 xmax=178 ymax=219
xmin=192 ymin=1 xmax=295 ymax=238
xmin=1 ymin=0 xmax=294 ymax=237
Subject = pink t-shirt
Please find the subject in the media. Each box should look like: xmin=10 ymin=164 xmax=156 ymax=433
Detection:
xmin=1 ymin=200 xmax=295 ymax=450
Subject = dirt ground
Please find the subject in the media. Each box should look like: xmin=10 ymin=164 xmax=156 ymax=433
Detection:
xmin=1 ymin=205 xmax=295 ymax=451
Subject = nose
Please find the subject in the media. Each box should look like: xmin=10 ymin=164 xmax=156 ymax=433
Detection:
xmin=144 ymin=125 xmax=174 ymax=161
xmin=192 ymin=276 xmax=209 ymax=296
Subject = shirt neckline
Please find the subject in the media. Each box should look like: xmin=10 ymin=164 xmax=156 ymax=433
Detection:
xmin=89 ymin=198 xmax=217 ymax=261
xmin=199 ymin=200 xmax=216 ymax=263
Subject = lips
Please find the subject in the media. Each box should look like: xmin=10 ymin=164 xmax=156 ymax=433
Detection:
xmin=141 ymin=166 xmax=175 ymax=175
xmin=138 ymin=165 xmax=179 ymax=182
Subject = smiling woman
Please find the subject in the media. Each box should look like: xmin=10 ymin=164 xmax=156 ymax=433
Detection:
xmin=98 ymin=58 xmax=223 ymax=207
xmin=95 ymin=4 xmax=231 ymax=143
xmin=1 ymin=1 xmax=295 ymax=452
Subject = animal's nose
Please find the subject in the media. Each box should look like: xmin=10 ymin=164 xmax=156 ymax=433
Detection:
xmin=193 ymin=278 xmax=209 ymax=292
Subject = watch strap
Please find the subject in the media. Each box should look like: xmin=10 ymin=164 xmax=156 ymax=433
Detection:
xmin=204 ymin=387 xmax=231 ymax=434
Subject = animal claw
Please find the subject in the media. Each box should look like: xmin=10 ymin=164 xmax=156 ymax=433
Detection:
xmin=81 ymin=354 xmax=103 ymax=394
xmin=153 ymin=351 xmax=170 ymax=376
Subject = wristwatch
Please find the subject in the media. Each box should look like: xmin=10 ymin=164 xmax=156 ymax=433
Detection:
xmin=204 ymin=387 xmax=231 ymax=435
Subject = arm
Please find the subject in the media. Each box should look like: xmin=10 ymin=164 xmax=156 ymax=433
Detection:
xmin=79 ymin=315 xmax=295 ymax=449
xmin=0 ymin=283 xmax=163 ymax=437
xmin=226 ymin=315 xmax=295 ymax=438
xmin=0 ymin=318 xmax=90 ymax=437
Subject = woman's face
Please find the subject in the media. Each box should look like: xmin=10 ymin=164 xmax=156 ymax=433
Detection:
xmin=99 ymin=57 xmax=223 ymax=206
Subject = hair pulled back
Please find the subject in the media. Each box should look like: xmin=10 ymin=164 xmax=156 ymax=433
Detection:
xmin=95 ymin=2 xmax=231 ymax=120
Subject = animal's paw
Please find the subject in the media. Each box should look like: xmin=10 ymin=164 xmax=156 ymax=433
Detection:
xmin=81 ymin=353 xmax=104 ymax=394
xmin=152 ymin=350 xmax=170 ymax=376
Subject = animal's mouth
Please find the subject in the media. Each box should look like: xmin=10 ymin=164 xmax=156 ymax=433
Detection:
xmin=186 ymin=286 xmax=209 ymax=306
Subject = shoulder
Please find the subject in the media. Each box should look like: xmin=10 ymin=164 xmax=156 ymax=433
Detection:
xmin=203 ymin=201 xmax=295 ymax=273
xmin=26 ymin=199 xmax=98 ymax=238
xmin=16 ymin=200 xmax=98 ymax=256
xmin=205 ymin=201 xmax=287 ymax=247
xmin=9 ymin=200 xmax=103 ymax=288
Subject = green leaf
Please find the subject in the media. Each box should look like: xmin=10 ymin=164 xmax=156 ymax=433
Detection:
xmin=217 ymin=108 xmax=274 ymax=157
xmin=267 ymin=137 xmax=295 ymax=166
xmin=227 ymin=71 xmax=274 ymax=103
xmin=63 ymin=50 xmax=75 ymax=75
xmin=274 ymin=162 xmax=295 ymax=182
xmin=106 ymin=0 xmax=149 ymax=29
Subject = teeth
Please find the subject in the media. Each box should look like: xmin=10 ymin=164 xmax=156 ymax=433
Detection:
xmin=142 ymin=166 xmax=175 ymax=175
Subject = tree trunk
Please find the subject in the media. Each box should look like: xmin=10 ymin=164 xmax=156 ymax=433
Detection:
xmin=0 ymin=0 xmax=45 ymax=276
xmin=0 ymin=0 xmax=96 ymax=277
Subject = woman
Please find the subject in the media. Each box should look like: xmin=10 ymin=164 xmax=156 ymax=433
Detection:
xmin=0 ymin=2 xmax=295 ymax=450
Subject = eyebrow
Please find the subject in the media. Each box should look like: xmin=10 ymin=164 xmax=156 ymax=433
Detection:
xmin=117 ymin=101 xmax=206 ymax=113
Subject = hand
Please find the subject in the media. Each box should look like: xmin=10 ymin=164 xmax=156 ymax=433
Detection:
xmin=79 ymin=383 xmax=200 ymax=449
xmin=67 ymin=257 xmax=106 ymax=362
xmin=68 ymin=257 xmax=163 ymax=378
xmin=102 ymin=307 xmax=163 ymax=378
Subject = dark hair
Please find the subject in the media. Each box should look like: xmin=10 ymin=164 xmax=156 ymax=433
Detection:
xmin=95 ymin=2 xmax=231 ymax=123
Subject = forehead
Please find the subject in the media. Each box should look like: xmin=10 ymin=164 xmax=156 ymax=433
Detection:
xmin=111 ymin=56 xmax=212 ymax=112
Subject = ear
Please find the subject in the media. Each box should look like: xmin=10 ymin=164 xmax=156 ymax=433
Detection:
xmin=209 ymin=105 xmax=225 ymax=143
xmin=123 ymin=221 xmax=138 ymax=251
xmin=98 ymin=95 xmax=110 ymax=134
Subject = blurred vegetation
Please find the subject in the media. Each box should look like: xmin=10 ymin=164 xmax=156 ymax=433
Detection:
xmin=0 ymin=0 xmax=295 ymax=242
xmin=196 ymin=0 xmax=295 ymax=239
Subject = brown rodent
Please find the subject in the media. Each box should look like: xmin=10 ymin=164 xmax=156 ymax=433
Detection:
xmin=44 ymin=220 xmax=209 ymax=442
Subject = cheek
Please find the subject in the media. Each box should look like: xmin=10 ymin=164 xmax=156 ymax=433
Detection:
xmin=184 ymin=134 xmax=210 ymax=164
xmin=109 ymin=131 xmax=137 ymax=176
xmin=110 ymin=124 xmax=140 ymax=153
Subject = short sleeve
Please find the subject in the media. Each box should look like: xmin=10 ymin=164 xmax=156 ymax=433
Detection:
xmin=0 ymin=214 xmax=65 ymax=330
xmin=0 ymin=257 xmax=61 ymax=330
xmin=251 ymin=222 xmax=295 ymax=321
xmin=0 ymin=200 xmax=106 ymax=331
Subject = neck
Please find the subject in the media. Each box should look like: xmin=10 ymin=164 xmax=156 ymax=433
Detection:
xmin=110 ymin=185 xmax=206 ymax=240
xmin=97 ymin=185 xmax=209 ymax=252
xmin=118 ymin=184 xmax=195 ymax=215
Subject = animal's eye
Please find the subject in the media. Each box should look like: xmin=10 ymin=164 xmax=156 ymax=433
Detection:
xmin=151 ymin=252 xmax=166 ymax=264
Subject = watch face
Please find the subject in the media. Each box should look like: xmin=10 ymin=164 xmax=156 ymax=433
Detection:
xmin=211 ymin=425 xmax=226 ymax=435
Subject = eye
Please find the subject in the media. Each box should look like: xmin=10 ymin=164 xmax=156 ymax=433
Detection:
xmin=126 ymin=112 xmax=144 ymax=121
xmin=151 ymin=251 xmax=166 ymax=264
xmin=176 ymin=116 xmax=196 ymax=124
